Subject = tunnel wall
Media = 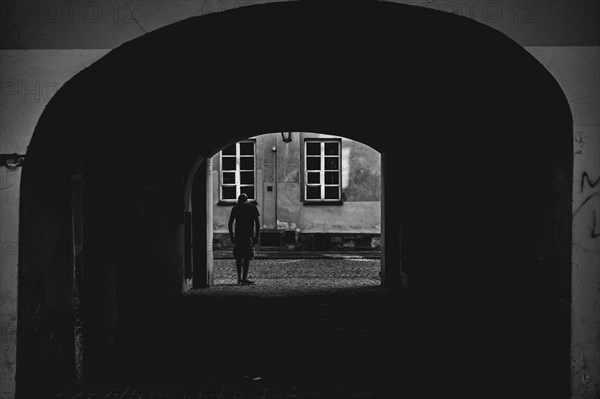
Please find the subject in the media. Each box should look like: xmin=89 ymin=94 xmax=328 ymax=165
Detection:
xmin=14 ymin=158 xmax=76 ymax=396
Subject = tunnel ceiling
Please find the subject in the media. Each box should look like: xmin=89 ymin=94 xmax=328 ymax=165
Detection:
xmin=25 ymin=0 xmax=572 ymax=170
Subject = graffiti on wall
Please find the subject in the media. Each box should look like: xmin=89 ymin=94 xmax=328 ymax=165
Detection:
xmin=573 ymin=129 xmax=600 ymax=240
xmin=576 ymin=171 xmax=600 ymax=239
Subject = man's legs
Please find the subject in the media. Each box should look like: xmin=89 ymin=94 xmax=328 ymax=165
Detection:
xmin=237 ymin=237 xmax=255 ymax=284
xmin=242 ymin=258 xmax=250 ymax=282
xmin=235 ymin=258 xmax=243 ymax=283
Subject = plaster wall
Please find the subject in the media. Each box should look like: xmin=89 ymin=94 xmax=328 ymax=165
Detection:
xmin=525 ymin=46 xmax=600 ymax=399
xmin=211 ymin=133 xmax=381 ymax=235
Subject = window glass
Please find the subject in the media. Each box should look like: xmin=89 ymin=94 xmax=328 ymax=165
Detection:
xmin=307 ymin=172 xmax=320 ymax=184
xmin=222 ymin=157 xmax=236 ymax=171
xmin=306 ymin=142 xmax=321 ymax=156
xmin=306 ymin=157 xmax=321 ymax=171
xmin=222 ymin=186 xmax=236 ymax=199
xmin=324 ymin=186 xmax=339 ymax=200
xmin=239 ymin=157 xmax=254 ymax=170
xmin=324 ymin=142 xmax=339 ymax=155
xmin=325 ymin=171 xmax=339 ymax=184
xmin=223 ymin=172 xmax=236 ymax=184
xmin=324 ymin=157 xmax=339 ymax=170
xmin=240 ymin=142 xmax=254 ymax=155
xmin=307 ymin=186 xmax=321 ymax=200
xmin=240 ymin=171 xmax=254 ymax=184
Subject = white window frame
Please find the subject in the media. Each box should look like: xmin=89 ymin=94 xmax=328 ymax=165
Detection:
xmin=219 ymin=140 xmax=256 ymax=203
xmin=304 ymin=139 xmax=342 ymax=202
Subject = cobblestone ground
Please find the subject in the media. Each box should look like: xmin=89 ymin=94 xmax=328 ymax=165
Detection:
xmin=200 ymin=258 xmax=382 ymax=297
xmin=53 ymin=257 xmax=566 ymax=399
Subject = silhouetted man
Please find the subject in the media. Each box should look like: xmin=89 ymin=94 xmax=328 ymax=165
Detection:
xmin=228 ymin=193 xmax=260 ymax=284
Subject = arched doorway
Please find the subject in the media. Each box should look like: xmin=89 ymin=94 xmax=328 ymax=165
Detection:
xmin=17 ymin=1 xmax=572 ymax=397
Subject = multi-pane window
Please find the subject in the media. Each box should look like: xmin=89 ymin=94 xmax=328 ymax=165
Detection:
xmin=220 ymin=140 xmax=256 ymax=202
xmin=304 ymin=140 xmax=341 ymax=202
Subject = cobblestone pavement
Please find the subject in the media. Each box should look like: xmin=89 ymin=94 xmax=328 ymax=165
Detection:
xmin=195 ymin=258 xmax=382 ymax=297
xmin=53 ymin=257 xmax=566 ymax=399
xmin=213 ymin=258 xmax=381 ymax=280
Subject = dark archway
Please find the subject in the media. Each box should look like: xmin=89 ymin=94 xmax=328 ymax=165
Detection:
xmin=17 ymin=1 xmax=572 ymax=397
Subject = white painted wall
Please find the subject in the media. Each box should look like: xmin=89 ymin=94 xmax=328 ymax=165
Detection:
xmin=525 ymin=46 xmax=600 ymax=399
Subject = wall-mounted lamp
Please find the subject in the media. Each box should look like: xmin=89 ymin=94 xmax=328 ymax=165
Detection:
xmin=0 ymin=153 xmax=25 ymax=171
xmin=281 ymin=132 xmax=293 ymax=143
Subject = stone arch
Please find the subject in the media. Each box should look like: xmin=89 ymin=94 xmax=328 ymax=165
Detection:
xmin=17 ymin=1 xmax=572 ymax=397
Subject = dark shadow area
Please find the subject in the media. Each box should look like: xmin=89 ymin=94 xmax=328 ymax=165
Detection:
xmin=57 ymin=287 xmax=564 ymax=398
xmin=17 ymin=1 xmax=571 ymax=397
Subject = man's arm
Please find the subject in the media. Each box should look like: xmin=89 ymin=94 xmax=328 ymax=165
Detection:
xmin=228 ymin=208 xmax=235 ymax=242
xmin=253 ymin=211 xmax=260 ymax=245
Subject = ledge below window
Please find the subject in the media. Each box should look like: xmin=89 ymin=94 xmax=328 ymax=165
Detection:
xmin=303 ymin=200 xmax=344 ymax=206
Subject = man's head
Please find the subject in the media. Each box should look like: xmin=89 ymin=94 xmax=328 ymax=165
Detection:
xmin=237 ymin=193 xmax=248 ymax=204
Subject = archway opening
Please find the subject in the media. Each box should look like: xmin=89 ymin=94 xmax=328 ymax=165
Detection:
xmin=186 ymin=132 xmax=384 ymax=293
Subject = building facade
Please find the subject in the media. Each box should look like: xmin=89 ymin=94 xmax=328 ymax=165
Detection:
xmin=211 ymin=133 xmax=382 ymax=252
